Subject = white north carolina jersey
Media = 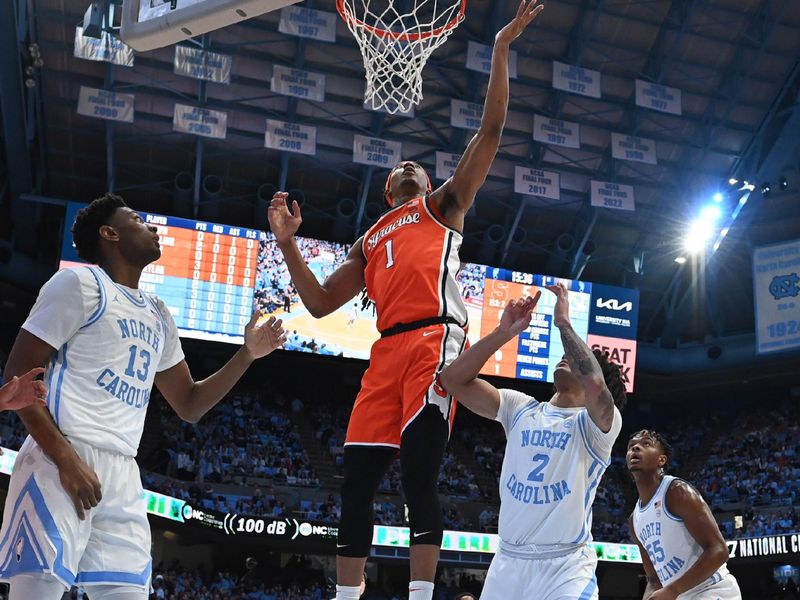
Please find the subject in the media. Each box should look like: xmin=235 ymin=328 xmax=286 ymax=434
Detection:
xmin=633 ymin=476 xmax=734 ymax=594
xmin=495 ymin=389 xmax=622 ymax=547
xmin=22 ymin=266 xmax=184 ymax=457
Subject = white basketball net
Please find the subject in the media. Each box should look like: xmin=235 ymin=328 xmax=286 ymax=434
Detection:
xmin=337 ymin=0 xmax=466 ymax=114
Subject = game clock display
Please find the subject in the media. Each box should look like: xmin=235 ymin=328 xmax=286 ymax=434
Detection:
xmin=60 ymin=203 xmax=639 ymax=390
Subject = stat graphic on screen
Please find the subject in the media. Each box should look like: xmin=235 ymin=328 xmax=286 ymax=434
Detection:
xmin=60 ymin=203 xmax=639 ymax=390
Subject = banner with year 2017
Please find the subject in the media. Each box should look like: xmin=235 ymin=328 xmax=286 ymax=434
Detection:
xmin=533 ymin=115 xmax=580 ymax=149
xmin=279 ymin=6 xmax=337 ymax=42
xmin=352 ymin=135 xmax=402 ymax=168
xmin=514 ymin=167 xmax=560 ymax=200
xmin=173 ymin=104 xmax=227 ymax=139
xmin=271 ymin=65 xmax=326 ymax=102
xmin=174 ymin=46 xmax=231 ymax=84
xmin=635 ymin=80 xmax=682 ymax=116
xmin=590 ymin=181 xmax=635 ymax=211
xmin=752 ymin=239 xmax=800 ymax=355
xmin=264 ymin=120 xmax=317 ymax=156
xmin=77 ymin=86 xmax=134 ymax=123
xmin=552 ymin=61 xmax=601 ymax=99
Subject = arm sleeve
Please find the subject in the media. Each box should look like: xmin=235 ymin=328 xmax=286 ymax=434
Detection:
xmin=153 ymin=298 xmax=185 ymax=372
xmin=578 ymin=406 xmax=622 ymax=462
xmin=495 ymin=389 xmax=537 ymax=437
xmin=21 ymin=268 xmax=99 ymax=349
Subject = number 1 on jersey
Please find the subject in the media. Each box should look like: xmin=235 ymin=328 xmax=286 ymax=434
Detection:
xmin=385 ymin=239 xmax=395 ymax=269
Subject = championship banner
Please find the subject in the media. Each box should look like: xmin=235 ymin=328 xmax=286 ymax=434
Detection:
xmin=435 ymin=151 xmax=461 ymax=181
xmin=451 ymin=99 xmax=484 ymax=131
xmin=271 ymin=65 xmax=326 ymax=102
xmin=611 ymin=133 xmax=657 ymax=165
xmin=552 ymin=61 xmax=601 ymax=99
xmin=588 ymin=284 xmax=639 ymax=341
xmin=353 ymin=135 xmax=402 ymax=167
xmin=174 ymin=46 xmax=232 ymax=84
xmin=279 ymin=6 xmax=337 ymax=42
xmin=77 ymin=86 xmax=134 ymax=123
xmin=466 ymin=41 xmax=517 ymax=79
xmin=264 ymin=120 xmax=317 ymax=156
xmin=590 ymin=180 xmax=635 ymax=211
xmin=514 ymin=167 xmax=560 ymax=200
xmin=727 ymin=534 xmax=800 ymax=560
xmin=533 ymin=115 xmax=580 ymax=149
xmin=74 ymin=26 xmax=134 ymax=67
xmin=587 ymin=334 xmax=637 ymax=392
xmin=173 ymin=104 xmax=228 ymax=139
xmin=635 ymin=80 xmax=682 ymax=116
xmin=752 ymin=239 xmax=800 ymax=355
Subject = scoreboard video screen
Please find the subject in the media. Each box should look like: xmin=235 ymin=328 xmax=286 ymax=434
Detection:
xmin=60 ymin=203 xmax=639 ymax=390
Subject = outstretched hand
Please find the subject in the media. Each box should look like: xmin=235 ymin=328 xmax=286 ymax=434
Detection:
xmin=0 ymin=367 xmax=47 ymax=412
xmin=545 ymin=281 xmax=570 ymax=328
xmin=243 ymin=311 xmax=287 ymax=360
xmin=268 ymin=192 xmax=302 ymax=245
xmin=498 ymin=293 xmax=541 ymax=337
xmin=496 ymin=0 xmax=544 ymax=47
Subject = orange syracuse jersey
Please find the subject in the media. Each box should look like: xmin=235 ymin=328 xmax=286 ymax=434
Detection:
xmin=361 ymin=196 xmax=468 ymax=332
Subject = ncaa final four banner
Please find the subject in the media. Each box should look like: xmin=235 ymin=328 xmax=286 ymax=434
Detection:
xmin=752 ymin=238 xmax=800 ymax=355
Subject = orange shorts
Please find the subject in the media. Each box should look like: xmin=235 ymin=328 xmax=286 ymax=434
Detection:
xmin=345 ymin=322 xmax=468 ymax=447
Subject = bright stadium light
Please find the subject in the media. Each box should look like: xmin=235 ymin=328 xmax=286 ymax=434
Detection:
xmin=701 ymin=205 xmax=722 ymax=221
xmin=684 ymin=219 xmax=713 ymax=254
xmin=728 ymin=178 xmax=738 ymax=185
xmin=674 ymin=256 xmax=687 ymax=264
xmin=713 ymin=192 xmax=724 ymax=203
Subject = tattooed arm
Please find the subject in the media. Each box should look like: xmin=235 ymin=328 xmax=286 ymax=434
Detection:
xmin=545 ymin=282 xmax=615 ymax=432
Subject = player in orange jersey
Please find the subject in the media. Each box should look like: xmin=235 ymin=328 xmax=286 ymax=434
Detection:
xmin=268 ymin=3 xmax=544 ymax=599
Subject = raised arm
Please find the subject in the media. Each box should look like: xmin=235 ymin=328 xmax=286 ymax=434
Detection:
xmin=434 ymin=0 xmax=544 ymax=226
xmin=156 ymin=312 xmax=285 ymax=424
xmin=268 ymin=192 xmax=365 ymax=318
xmin=644 ymin=482 xmax=730 ymax=600
xmin=546 ymin=282 xmax=615 ymax=432
xmin=439 ymin=295 xmax=539 ymax=419
xmin=629 ymin=514 xmax=663 ymax=599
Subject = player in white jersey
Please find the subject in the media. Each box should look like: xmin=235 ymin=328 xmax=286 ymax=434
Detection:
xmin=0 ymin=194 xmax=286 ymax=600
xmin=0 ymin=367 xmax=46 ymax=411
xmin=627 ymin=430 xmax=741 ymax=600
xmin=439 ymin=283 xmax=627 ymax=599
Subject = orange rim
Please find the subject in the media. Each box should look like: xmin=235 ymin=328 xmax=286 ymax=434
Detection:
xmin=336 ymin=0 xmax=466 ymax=41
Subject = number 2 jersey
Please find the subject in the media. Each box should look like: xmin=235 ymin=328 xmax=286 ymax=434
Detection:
xmin=495 ymin=389 xmax=622 ymax=549
xmin=361 ymin=196 xmax=468 ymax=332
xmin=21 ymin=266 xmax=184 ymax=457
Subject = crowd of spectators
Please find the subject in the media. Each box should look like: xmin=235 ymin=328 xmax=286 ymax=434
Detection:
xmin=456 ymin=263 xmax=485 ymax=304
xmin=159 ymin=389 xmax=318 ymax=488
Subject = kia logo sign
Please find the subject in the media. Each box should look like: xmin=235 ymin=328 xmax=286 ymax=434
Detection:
xmin=595 ymin=298 xmax=633 ymax=312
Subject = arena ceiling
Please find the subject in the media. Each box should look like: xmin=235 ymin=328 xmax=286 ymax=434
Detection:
xmin=2 ymin=0 xmax=800 ymax=350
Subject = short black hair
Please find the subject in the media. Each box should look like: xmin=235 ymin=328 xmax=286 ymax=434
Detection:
xmin=629 ymin=429 xmax=674 ymax=467
xmin=593 ymin=348 xmax=627 ymax=412
xmin=71 ymin=193 xmax=127 ymax=263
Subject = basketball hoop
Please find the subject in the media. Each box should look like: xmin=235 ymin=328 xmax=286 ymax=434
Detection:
xmin=336 ymin=0 xmax=466 ymax=114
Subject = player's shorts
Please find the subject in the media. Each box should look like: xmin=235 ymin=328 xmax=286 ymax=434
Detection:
xmin=0 ymin=436 xmax=151 ymax=590
xmin=678 ymin=571 xmax=741 ymax=600
xmin=480 ymin=543 xmax=598 ymax=600
xmin=345 ymin=322 xmax=467 ymax=447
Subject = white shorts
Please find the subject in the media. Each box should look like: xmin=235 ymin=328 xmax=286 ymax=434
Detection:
xmin=481 ymin=544 xmax=598 ymax=600
xmin=0 ymin=437 xmax=151 ymax=590
xmin=679 ymin=573 xmax=741 ymax=600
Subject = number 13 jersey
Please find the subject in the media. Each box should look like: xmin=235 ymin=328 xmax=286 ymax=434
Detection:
xmin=361 ymin=197 xmax=468 ymax=333
xmin=21 ymin=266 xmax=184 ymax=457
